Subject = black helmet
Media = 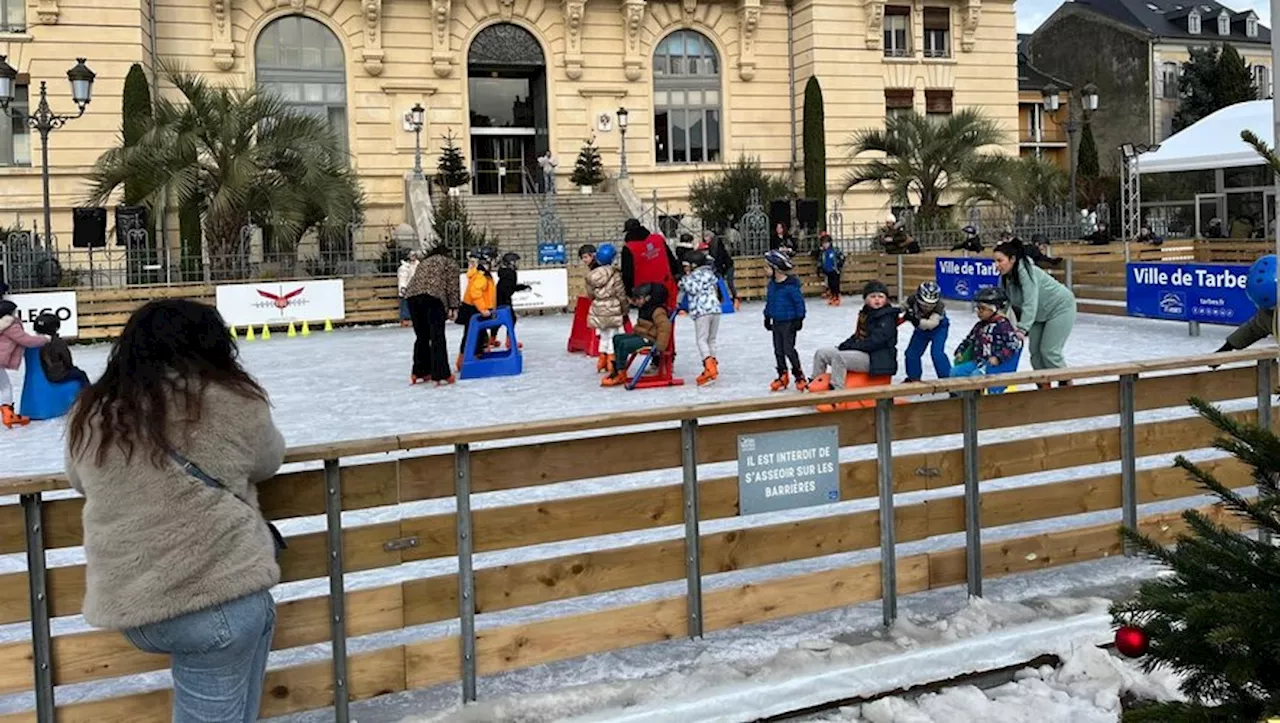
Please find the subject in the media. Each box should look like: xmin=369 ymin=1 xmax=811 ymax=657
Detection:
xmin=500 ymin=252 xmax=521 ymax=269
xmin=33 ymin=313 xmax=60 ymax=335
xmin=764 ymin=249 xmax=794 ymax=272
xmin=974 ymin=286 xmax=1008 ymax=307
xmin=683 ymin=250 xmax=710 ymax=268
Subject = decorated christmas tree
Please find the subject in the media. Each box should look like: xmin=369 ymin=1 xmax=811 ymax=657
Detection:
xmin=570 ymin=137 xmax=605 ymax=187
xmin=1111 ymin=397 xmax=1280 ymax=721
xmin=437 ymin=130 xmax=471 ymax=190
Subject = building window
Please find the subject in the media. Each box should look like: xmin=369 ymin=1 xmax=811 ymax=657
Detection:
xmin=925 ymin=89 xmax=953 ymax=115
xmin=0 ymin=83 xmax=28 ymax=166
xmin=1248 ymin=15 xmax=1259 ymax=37
xmin=885 ymin=88 xmax=914 ymax=119
xmin=1160 ymin=61 xmax=1179 ymax=98
xmin=923 ymin=8 xmax=950 ymax=58
xmin=1254 ymin=65 xmax=1271 ymax=99
xmin=884 ymin=7 xmax=911 ymax=58
xmin=0 ymin=0 xmax=24 ymax=32
xmin=1217 ymin=12 xmax=1230 ymax=35
xmin=653 ymin=29 xmax=721 ymax=164
xmin=254 ymin=15 xmax=349 ymax=152
xmin=1188 ymin=10 xmax=1201 ymax=34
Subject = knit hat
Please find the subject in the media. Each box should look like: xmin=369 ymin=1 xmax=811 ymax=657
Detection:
xmin=863 ymin=280 xmax=889 ymax=298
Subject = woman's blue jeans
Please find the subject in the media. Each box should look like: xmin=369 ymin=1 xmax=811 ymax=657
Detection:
xmin=123 ymin=589 xmax=276 ymax=723
xmin=905 ymin=319 xmax=951 ymax=381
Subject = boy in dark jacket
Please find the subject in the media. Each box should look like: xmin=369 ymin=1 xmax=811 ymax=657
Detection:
xmin=33 ymin=314 xmax=89 ymax=386
xmin=602 ymin=284 xmax=673 ymax=387
xmin=763 ymin=249 xmax=807 ymax=391
xmin=495 ymin=252 xmax=531 ymax=350
xmin=952 ymin=286 xmax=1022 ymax=384
xmin=808 ymin=280 xmax=900 ymax=392
xmin=818 ymin=233 xmax=844 ymax=306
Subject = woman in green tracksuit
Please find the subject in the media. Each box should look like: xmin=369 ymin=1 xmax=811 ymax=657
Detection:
xmin=994 ymin=237 xmax=1077 ymax=377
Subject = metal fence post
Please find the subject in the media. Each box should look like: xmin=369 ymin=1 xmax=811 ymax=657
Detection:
xmin=1259 ymin=359 xmax=1274 ymax=545
xmin=1119 ymin=374 xmax=1138 ymax=554
xmin=961 ymin=392 xmax=983 ymax=598
xmin=895 ymin=255 xmax=904 ymax=301
xmin=1065 ymin=257 xmax=1074 ymax=292
xmin=875 ymin=398 xmax=897 ymax=626
xmin=22 ymin=494 xmax=54 ymax=723
xmin=455 ymin=443 xmax=478 ymax=702
xmin=680 ymin=419 xmax=703 ymax=639
xmin=1188 ymin=321 xmax=1201 ymax=337
xmin=323 ymin=460 xmax=350 ymax=723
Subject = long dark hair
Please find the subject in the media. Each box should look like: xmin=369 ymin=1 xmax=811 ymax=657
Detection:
xmin=994 ymin=237 xmax=1031 ymax=291
xmin=68 ymin=299 xmax=266 ymax=467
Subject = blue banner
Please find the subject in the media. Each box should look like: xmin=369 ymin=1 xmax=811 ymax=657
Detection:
xmin=934 ymin=257 xmax=1000 ymax=301
xmin=1125 ymin=263 xmax=1254 ymax=325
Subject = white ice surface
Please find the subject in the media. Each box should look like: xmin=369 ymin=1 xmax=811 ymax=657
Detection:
xmin=0 ymin=301 xmax=1248 ymax=720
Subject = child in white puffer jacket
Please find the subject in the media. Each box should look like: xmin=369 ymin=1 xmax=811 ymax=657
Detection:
xmin=678 ymin=250 xmax=722 ymax=386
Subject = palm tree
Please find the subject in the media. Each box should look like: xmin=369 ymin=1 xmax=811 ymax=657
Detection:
xmin=1005 ymin=155 xmax=1069 ymax=210
xmin=842 ymin=109 xmax=1012 ymax=227
xmin=86 ymin=62 xmax=364 ymax=280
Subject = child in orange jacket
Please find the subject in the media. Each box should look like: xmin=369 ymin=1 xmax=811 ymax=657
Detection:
xmin=457 ymin=249 xmax=498 ymax=370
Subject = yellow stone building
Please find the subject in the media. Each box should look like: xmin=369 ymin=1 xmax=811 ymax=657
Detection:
xmin=0 ymin=0 xmax=1016 ymax=250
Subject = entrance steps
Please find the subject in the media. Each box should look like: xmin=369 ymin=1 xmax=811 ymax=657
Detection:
xmin=462 ymin=192 xmax=633 ymax=252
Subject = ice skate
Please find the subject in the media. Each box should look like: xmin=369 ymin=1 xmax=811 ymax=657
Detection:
xmin=435 ymin=375 xmax=456 ymax=387
xmin=597 ymin=353 xmax=611 ymax=373
xmin=400 ymin=320 xmax=412 ymax=328
xmin=806 ymin=374 xmax=832 ymax=392
xmin=410 ymin=375 xmax=429 ymax=386
xmin=1 ymin=404 xmax=29 ymax=428
xmin=601 ymin=370 xmax=628 ymax=387
xmin=696 ymin=357 xmax=718 ymax=386
xmin=795 ymin=374 xmax=808 ymax=391
xmin=831 ymin=295 xmax=842 ymax=306
xmin=769 ymin=371 xmax=790 ymax=392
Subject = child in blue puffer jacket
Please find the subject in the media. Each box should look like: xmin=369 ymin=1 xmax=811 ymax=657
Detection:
xmin=763 ymin=250 xmax=807 ymax=391
xmin=819 ymin=233 xmax=845 ymax=306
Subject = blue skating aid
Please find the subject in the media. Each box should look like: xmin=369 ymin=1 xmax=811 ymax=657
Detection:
xmin=19 ymin=347 xmax=86 ymax=421
xmin=676 ymin=277 xmax=736 ymax=315
xmin=459 ymin=307 xmax=523 ymax=380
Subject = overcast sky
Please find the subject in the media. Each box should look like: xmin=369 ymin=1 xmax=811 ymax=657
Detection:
xmin=1017 ymin=0 xmax=1273 ymax=33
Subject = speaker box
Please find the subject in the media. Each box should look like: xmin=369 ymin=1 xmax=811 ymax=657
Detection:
xmin=796 ymin=198 xmax=820 ymax=231
xmin=72 ymin=207 xmax=107 ymax=249
xmin=115 ymin=205 xmax=149 ymax=247
xmin=769 ymin=200 xmax=791 ymax=230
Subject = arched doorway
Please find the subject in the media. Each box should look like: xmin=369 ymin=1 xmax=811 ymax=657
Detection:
xmin=255 ymin=15 xmax=348 ymax=151
xmin=468 ymin=23 xmax=547 ymax=195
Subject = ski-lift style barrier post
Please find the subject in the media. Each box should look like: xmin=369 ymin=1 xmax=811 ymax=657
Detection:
xmin=875 ymin=398 xmax=898 ymax=626
xmin=455 ymin=443 xmax=478 ymax=702
xmin=681 ymin=419 xmax=704 ymax=639
xmin=323 ymin=460 xmax=351 ymax=722
xmin=1259 ymin=358 xmax=1275 ymax=546
xmin=961 ymin=391 xmax=983 ymax=598
xmin=1119 ymin=374 xmax=1138 ymax=555
xmin=22 ymin=493 xmax=54 ymax=723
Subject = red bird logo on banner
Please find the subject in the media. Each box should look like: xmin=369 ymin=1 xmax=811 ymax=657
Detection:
xmin=257 ymin=288 xmax=304 ymax=310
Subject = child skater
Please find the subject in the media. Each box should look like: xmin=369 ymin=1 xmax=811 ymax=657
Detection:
xmin=763 ymin=249 xmax=807 ymax=391
xmin=0 ymin=299 xmax=49 ymax=428
xmin=601 ymin=284 xmax=672 ymax=387
xmin=585 ymin=243 xmax=627 ymax=374
xmin=677 ymin=250 xmax=722 ymax=386
xmin=901 ymin=281 xmax=951 ymax=383
xmin=457 ymin=248 xmax=497 ymax=370
xmin=818 ymin=233 xmax=845 ymax=306
xmin=951 ymin=286 xmax=1023 ymax=390
xmin=807 ymin=280 xmax=899 ymax=392
xmin=495 ymin=252 xmax=531 ymax=349
xmin=33 ymin=313 xmax=90 ymax=387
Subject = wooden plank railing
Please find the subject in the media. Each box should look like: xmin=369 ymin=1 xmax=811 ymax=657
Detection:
xmin=0 ymin=349 xmax=1275 ymax=721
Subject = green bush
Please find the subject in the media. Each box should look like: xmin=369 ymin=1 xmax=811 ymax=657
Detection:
xmin=688 ymin=155 xmax=792 ymax=230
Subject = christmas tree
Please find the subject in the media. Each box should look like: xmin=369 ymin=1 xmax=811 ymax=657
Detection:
xmin=570 ymin=137 xmax=605 ymax=187
xmin=1111 ymin=397 xmax=1280 ymax=722
xmin=437 ymin=130 xmax=471 ymax=190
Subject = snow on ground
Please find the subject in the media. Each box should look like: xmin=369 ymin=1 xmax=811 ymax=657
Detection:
xmin=0 ymin=302 xmax=1248 ymax=720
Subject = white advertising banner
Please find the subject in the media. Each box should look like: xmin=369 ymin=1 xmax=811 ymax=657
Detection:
xmin=456 ymin=268 xmax=569 ymax=311
xmin=7 ymin=291 xmax=79 ymax=338
xmin=215 ymin=279 xmax=346 ymax=328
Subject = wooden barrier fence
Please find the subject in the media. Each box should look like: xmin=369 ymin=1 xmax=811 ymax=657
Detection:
xmin=0 ymin=349 xmax=1275 ymax=721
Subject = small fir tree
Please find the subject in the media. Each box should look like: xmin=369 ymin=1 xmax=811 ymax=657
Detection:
xmin=803 ymin=77 xmax=828 ymax=231
xmin=1077 ymin=121 xmax=1100 ymax=180
xmin=570 ymin=137 xmax=605 ymax=187
xmin=437 ymin=130 xmax=471 ymax=190
xmin=432 ymin=193 xmax=495 ymax=262
xmin=1173 ymin=44 xmax=1257 ymax=132
xmin=121 ymin=64 xmax=156 ymax=282
xmin=1111 ymin=397 xmax=1280 ymax=722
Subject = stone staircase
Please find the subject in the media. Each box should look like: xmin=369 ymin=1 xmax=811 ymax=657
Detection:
xmin=461 ymin=191 xmax=632 ymax=254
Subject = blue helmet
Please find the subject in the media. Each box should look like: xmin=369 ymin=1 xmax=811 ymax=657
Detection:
xmin=596 ymin=243 xmax=617 ymax=265
xmin=1247 ymin=254 xmax=1277 ymax=310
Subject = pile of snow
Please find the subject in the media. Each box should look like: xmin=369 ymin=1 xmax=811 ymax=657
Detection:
xmin=404 ymin=597 xmax=1183 ymax=723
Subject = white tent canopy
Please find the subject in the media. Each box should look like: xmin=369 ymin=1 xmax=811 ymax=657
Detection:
xmin=1138 ymin=100 xmax=1272 ymax=174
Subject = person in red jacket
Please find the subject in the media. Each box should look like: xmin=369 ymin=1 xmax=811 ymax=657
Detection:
xmin=621 ymin=219 xmax=681 ymax=310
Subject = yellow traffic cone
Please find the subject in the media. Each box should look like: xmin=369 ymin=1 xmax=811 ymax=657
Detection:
xmin=323 ymin=319 xmax=334 ymax=333
xmin=261 ymin=324 xmax=271 ymax=340
xmin=246 ymin=325 xmax=256 ymax=341
xmin=229 ymin=326 xmax=238 ymax=341
xmin=287 ymin=321 xmax=297 ymax=338
xmin=301 ymin=320 xmax=312 ymax=337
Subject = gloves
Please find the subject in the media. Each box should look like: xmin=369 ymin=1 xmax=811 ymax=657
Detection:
xmin=764 ymin=318 xmax=773 ymax=331
xmin=795 ymin=319 xmax=804 ymax=332
xmin=918 ymin=317 xmax=940 ymax=331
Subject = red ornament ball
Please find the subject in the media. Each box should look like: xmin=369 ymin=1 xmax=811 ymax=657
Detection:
xmin=1115 ymin=625 xmax=1150 ymax=658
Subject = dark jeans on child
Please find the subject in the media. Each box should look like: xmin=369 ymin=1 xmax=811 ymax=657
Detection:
xmin=771 ymin=320 xmax=803 ymax=376
xmin=825 ymin=271 xmax=840 ymax=297
xmin=611 ymin=333 xmax=654 ymax=374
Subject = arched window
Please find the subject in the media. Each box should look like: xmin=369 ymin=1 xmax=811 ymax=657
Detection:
xmin=255 ymin=15 xmax=348 ymax=150
xmin=653 ymin=30 xmax=721 ymax=164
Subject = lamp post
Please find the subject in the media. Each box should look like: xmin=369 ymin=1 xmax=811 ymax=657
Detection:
xmin=1042 ymin=81 xmax=1099 ymax=212
xmin=617 ymin=106 xmax=629 ymax=179
xmin=409 ymin=103 xmax=425 ymax=181
xmin=0 ymin=57 xmax=94 ymax=252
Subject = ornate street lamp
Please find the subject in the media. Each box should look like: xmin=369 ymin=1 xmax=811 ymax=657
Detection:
xmin=1042 ymin=81 xmax=1101 ymax=210
xmin=617 ymin=106 xmax=629 ymax=179
xmin=409 ymin=102 xmax=425 ymax=181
